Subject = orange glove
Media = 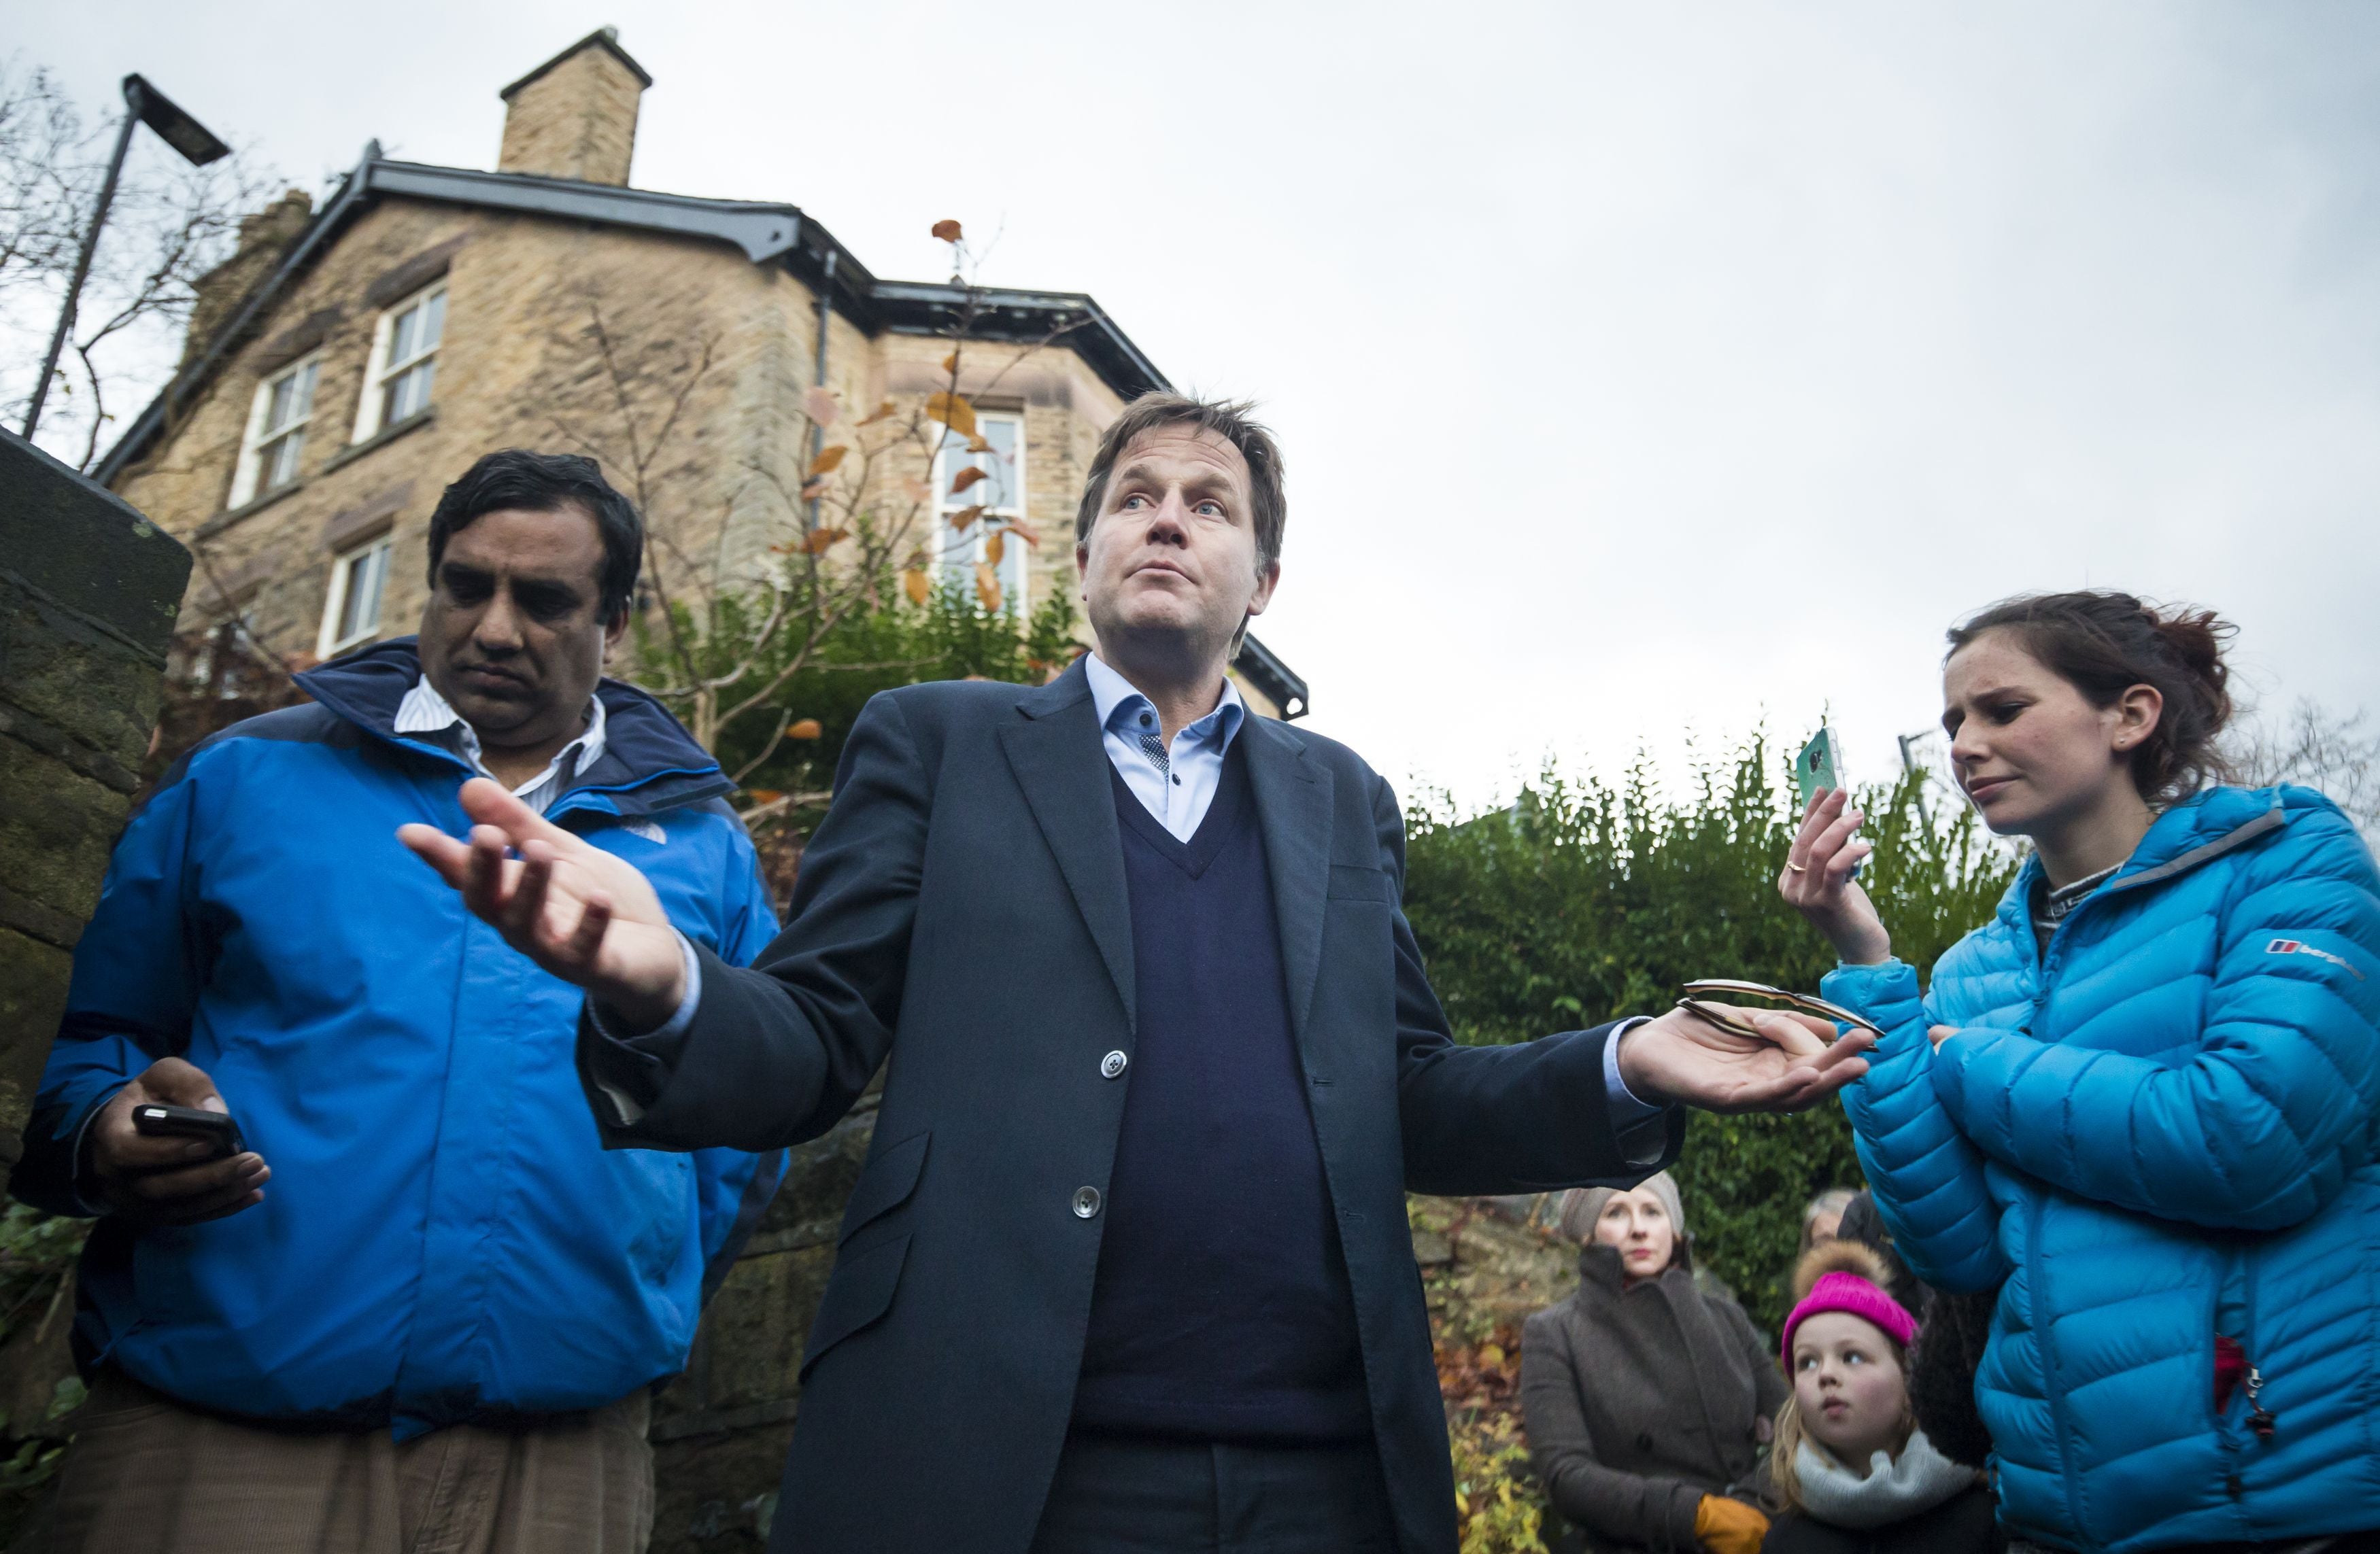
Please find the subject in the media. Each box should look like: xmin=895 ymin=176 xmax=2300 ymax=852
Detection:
xmin=1694 ymin=1493 xmax=1771 ymax=1554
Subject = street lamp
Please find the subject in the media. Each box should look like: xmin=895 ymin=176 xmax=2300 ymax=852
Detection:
xmin=20 ymin=73 xmax=228 ymax=442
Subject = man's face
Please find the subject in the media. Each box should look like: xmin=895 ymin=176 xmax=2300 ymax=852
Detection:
xmin=417 ymin=504 xmax=624 ymax=750
xmin=1077 ymin=426 xmax=1278 ymax=663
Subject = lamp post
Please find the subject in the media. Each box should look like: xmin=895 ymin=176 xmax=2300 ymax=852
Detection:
xmin=20 ymin=73 xmax=228 ymax=443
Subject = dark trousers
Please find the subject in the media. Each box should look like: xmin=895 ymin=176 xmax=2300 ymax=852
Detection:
xmin=1027 ymin=1433 xmax=1397 ymax=1554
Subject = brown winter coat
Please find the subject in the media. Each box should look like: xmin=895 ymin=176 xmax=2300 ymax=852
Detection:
xmin=1520 ymin=1245 xmax=1790 ymax=1554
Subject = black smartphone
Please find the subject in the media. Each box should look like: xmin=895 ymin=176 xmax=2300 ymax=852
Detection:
xmin=131 ymin=1103 xmax=245 ymax=1160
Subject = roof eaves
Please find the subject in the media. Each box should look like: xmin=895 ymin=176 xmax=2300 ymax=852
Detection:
xmin=368 ymin=160 xmax=804 ymax=264
xmin=94 ymin=149 xmax=377 ymax=486
xmin=1232 ymin=634 xmax=1310 ymax=720
xmin=870 ymin=280 xmax=1171 ymax=401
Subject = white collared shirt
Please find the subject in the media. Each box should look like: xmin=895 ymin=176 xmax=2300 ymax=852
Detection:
xmin=394 ymin=676 xmax=608 ymax=817
xmin=1083 ymin=652 xmax=1248 ymax=842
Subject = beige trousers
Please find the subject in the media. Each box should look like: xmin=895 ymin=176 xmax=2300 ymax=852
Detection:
xmin=42 ymin=1370 xmax=653 ymax=1554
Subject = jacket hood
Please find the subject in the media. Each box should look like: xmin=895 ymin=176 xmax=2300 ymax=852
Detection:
xmin=1992 ymin=783 xmax=2330 ymax=936
xmin=295 ymin=637 xmax=734 ymax=817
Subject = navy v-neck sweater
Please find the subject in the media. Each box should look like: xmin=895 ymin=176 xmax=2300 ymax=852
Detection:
xmin=1070 ymin=746 xmax=1370 ymax=1443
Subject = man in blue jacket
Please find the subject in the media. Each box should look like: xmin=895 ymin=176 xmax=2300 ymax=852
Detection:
xmin=19 ymin=450 xmax=783 ymax=1552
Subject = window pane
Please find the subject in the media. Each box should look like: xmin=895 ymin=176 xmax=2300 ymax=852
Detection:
xmin=265 ymin=375 xmax=296 ymax=434
xmin=389 ymin=305 xmax=419 ymax=367
xmin=290 ymin=359 xmax=319 ymax=419
xmin=262 ymin=429 xmax=305 ymax=491
xmin=941 ymin=418 xmax=1020 ymax=512
xmin=339 ymin=544 xmax=388 ymax=643
xmin=383 ymin=360 xmax=435 ymax=426
xmin=418 ymin=290 xmax=445 ymax=351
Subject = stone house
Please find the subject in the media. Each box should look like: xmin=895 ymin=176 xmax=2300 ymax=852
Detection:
xmin=96 ymin=27 xmax=1310 ymax=723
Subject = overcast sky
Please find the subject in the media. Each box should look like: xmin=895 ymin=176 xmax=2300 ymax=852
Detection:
xmin=23 ymin=3 xmax=2379 ymax=810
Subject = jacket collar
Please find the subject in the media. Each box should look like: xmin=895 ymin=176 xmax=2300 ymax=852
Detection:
xmin=1994 ymin=784 xmax=2292 ymax=937
xmin=296 ymin=638 xmax=733 ymax=816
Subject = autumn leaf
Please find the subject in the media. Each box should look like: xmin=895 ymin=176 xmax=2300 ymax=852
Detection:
xmin=787 ymin=719 xmax=823 ymax=741
xmin=802 ymin=527 xmax=849 ymax=554
xmin=807 ymin=445 xmax=849 ymax=477
xmin=941 ymin=351 xmax=959 ymax=374
xmin=902 ymin=568 xmax=930 ymax=606
xmin=857 ymin=399 xmax=896 ymax=427
xmin=802 ymin=386 xmax=838 ymax=428
xmin=985 ymin=532 xmax=1004 ymax=566
xmin=900 ymin=475 xmax=933 ymax=505
xmin=949 ymin=465 xmax=988 ymax=494
xmin=931 ymin=218 xmax=963 ymax=243
xmin=1003 ymin=517 xmax=1040 ymax=547
xmin=949 ymin=503 xmax=986 ymax=532
xmin=924 ymin=391 xmax=976 ymax=440
xmin=975 ymin=563 xmax=1002 ymax=612
xmin=799 ymin=479 xmax=830 ymax=502
xmin=1477 ymin=1344 xmax=1506 ymax=1369
xmin=966 ymin=434 xmax=991 ymax=453
xmin=745 ymin=789 xmax=784 ymax=806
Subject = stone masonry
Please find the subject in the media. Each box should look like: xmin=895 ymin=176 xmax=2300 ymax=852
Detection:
xmin=0 ymin=430 xmax=190 ymax=1174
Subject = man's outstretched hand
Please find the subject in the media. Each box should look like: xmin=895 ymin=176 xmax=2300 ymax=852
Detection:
xmin=398 ymin=778 xmax=686 ymax=1030
xmin=1616 ymin=1003 xmax=1873 ymax=1115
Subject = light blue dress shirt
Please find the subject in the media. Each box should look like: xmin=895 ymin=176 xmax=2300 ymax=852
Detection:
xmin=1083 ymin=652 xmax=1247 ymax=842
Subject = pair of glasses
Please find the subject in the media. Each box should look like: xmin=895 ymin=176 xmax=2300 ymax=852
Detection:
xmin=1675 ymin=978 xmax=1884 ymax=1041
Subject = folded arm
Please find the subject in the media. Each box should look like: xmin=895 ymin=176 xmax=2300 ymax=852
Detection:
xmin=1520 ymin=1315 xmax=1706 ymax=1552
xmin=1931 ymin=835 xmax=2380 ymax=1231
xmin=1826 ymin=959 xmax=2009 ymax=1292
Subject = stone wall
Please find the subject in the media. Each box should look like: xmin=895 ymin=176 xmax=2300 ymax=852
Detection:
xmin=0 ymin=431 xmax=190 ymax=1171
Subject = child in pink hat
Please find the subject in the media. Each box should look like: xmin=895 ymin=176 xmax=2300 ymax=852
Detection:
xmin=1762 ymin=1241 xmax=2003 ymax=1554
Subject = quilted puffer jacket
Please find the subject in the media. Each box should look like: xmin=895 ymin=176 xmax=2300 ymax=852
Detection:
xmin=1822 ymin=785 xmax=2380 ymax=1553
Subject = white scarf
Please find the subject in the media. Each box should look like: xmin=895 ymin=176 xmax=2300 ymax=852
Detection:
xmin=1794 ymin=1430 xmax=1978 ymax=1530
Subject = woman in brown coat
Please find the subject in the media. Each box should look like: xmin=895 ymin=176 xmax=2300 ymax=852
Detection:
xmin=1521 ymin=1174 xmax=1789 ymax=1554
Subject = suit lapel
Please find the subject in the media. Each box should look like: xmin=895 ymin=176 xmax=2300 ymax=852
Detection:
xmin=998 ymin=665 xmax=1136 ymax=1029
xmin=1240 ymin=716 xmax=1334 ymax=1044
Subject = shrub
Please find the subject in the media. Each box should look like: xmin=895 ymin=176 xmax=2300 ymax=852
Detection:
xmin=1401 ymin=737 xmax=2014 ymax=1330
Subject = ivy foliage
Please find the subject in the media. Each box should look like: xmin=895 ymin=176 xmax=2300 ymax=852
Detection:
xmin=1400 ymin=738 xmax=2016 ymax=1330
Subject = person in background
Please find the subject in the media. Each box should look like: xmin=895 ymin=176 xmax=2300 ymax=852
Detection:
xmin=1796 ymin=1188 xmax=1856 ymax=1254
xmin=1782 ymin=589 xmax=2380 ymax=1554
xmin=1522 ymin=1174 xmax=1786 ymax=1554
xmin=1760 ymin=1241 xmax=2001 ymax=1554
xmin=18 ymin=451 xmax=785 ymax=1553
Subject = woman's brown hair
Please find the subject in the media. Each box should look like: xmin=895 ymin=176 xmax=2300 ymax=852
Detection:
xmin=1946 ymin=590 xmax=2236 ymax=804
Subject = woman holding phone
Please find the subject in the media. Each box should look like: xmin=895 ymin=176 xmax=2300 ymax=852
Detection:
xmin=1778 ymin=591 xmax=2380 ymax=1554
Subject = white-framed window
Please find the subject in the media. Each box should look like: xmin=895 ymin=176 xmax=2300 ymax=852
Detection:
xmin=318 ymin=534 xmax=394 ymax=658
xmin=355 ymin=282 xmax=445 ymax=440
xmin=932 ymin=413 xmax=1027 ymax=612
xmin=228 ymin=353 xmax=322 ymax=507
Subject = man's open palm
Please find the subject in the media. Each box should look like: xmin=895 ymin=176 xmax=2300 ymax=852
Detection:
xmin=1617 ymin=1003 xmax=1873 ymax=1115
xmin=399 ymin=778 xmax=687 ymax=1027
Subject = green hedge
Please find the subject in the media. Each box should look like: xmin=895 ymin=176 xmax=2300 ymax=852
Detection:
xmin=1400 ymin=740 xmax=2016 ymax=1330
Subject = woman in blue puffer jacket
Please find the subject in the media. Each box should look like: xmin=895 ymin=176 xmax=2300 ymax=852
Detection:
xmin=1778 ymin=590 xmax=2380 ymax=1554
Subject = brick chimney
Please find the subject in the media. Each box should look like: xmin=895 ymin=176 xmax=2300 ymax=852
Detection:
xmin=182 ymin=189 xmax=313 ymax=367
xmin=496 ymin=27 xmax=651 ymax=187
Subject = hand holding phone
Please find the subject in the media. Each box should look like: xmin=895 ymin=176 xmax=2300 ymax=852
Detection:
xmin=85 ymin=1058 xmax=268 ymax=1226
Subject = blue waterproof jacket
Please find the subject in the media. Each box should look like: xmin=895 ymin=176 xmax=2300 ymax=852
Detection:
xmin=18 ymin=639 xmax=784 ymax=1438
xmin=1827 ymin=786 xmax=2380 ymax=1552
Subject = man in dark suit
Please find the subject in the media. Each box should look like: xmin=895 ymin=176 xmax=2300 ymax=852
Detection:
xmin=403 ymin=394 xmax=1871 ymax=1554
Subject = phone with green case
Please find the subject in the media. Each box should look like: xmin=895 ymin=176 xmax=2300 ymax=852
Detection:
xmin=1795 ymin=727 xmax=1846 ymax=813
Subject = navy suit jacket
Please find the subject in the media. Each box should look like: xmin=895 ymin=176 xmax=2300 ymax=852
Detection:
xmin=583 ymin=659 xmax=1683 ymax=1554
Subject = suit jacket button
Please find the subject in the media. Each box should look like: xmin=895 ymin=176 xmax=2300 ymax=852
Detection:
xmin=1072 ymin=1186 xmax=1102 ymax=1219
xmin=1100 ymin=1050 xmax=1128 ymax=1080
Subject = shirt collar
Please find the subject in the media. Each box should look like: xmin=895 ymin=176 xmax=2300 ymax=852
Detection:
xmin=394 ymin=675 xmax=608 ymax=788
xmin=1083 ymin=651 xmax=1246 ymax=750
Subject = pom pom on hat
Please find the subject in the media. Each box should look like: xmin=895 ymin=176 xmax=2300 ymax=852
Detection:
xmin=1781 ymin=1239 xmax=1917 ymax=1365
